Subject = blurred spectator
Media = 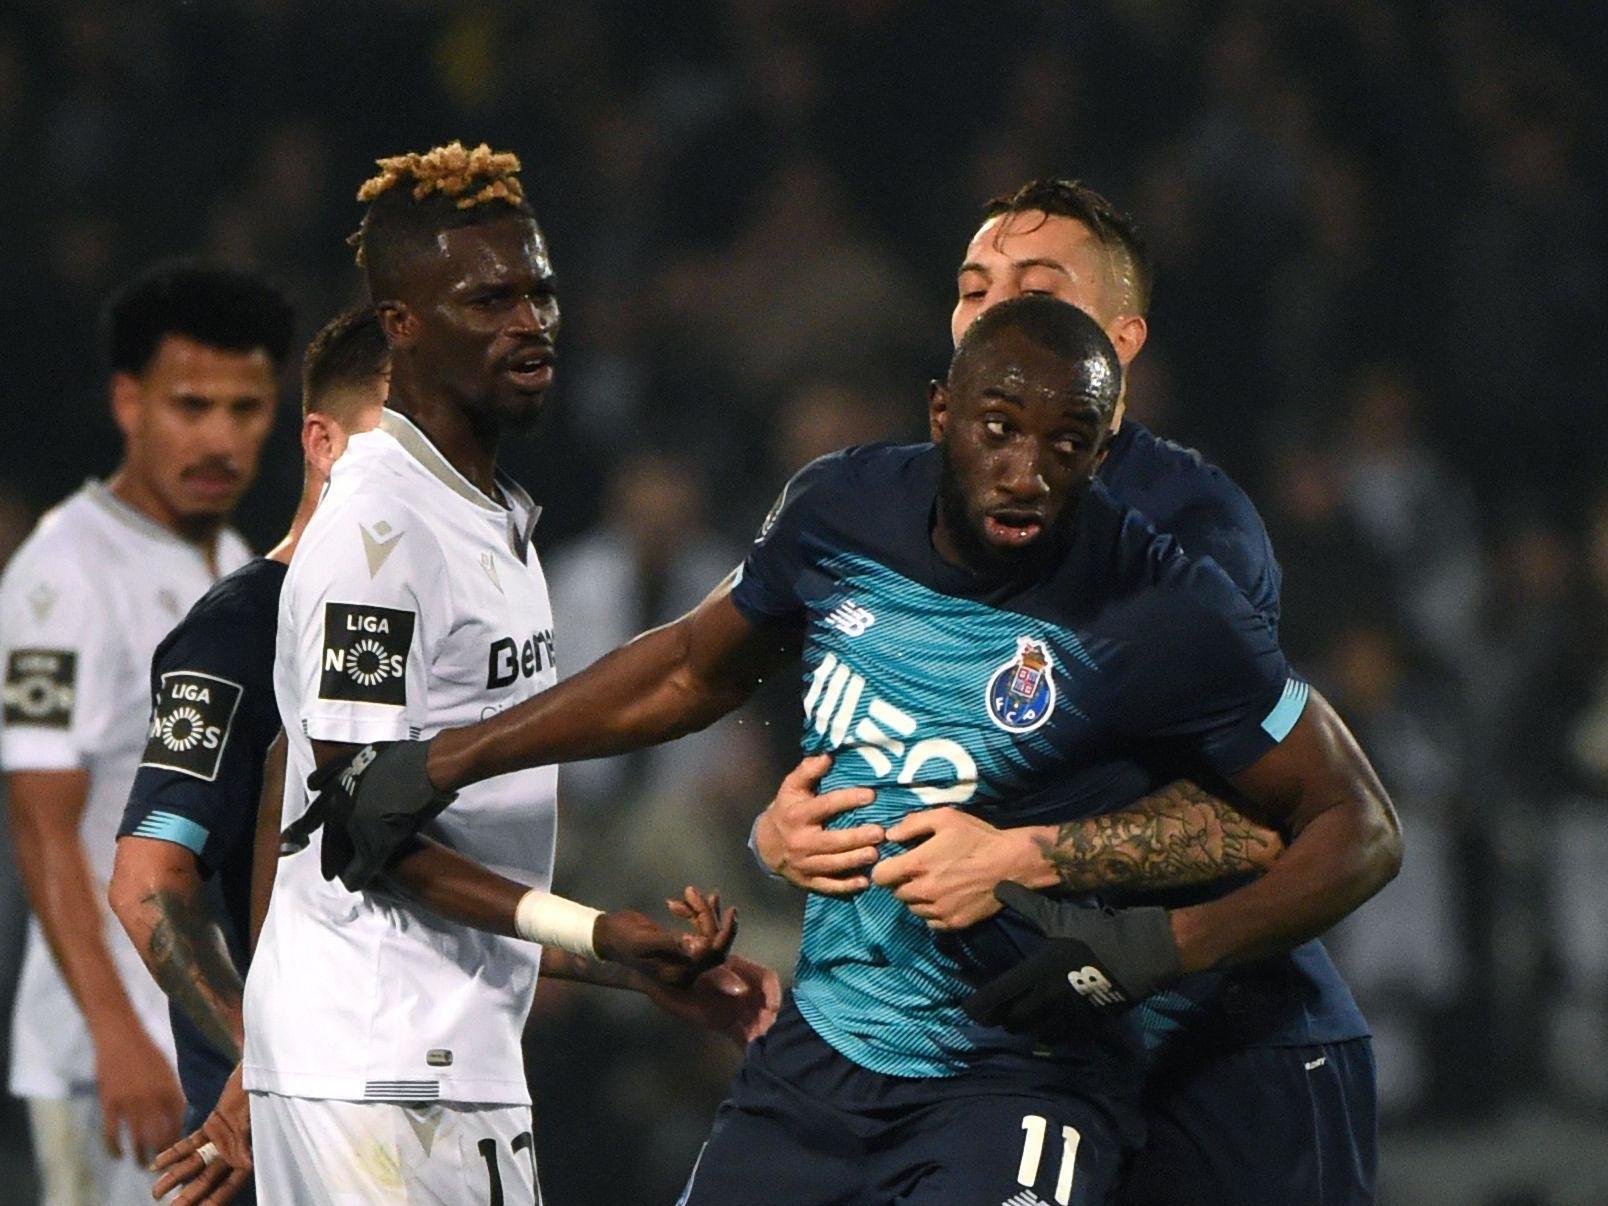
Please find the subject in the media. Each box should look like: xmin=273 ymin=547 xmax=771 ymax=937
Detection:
xmin=1335 ymin=364 xmax=1484 ymax=669
xmin=545 ymin=453 xmax=740 ymax=812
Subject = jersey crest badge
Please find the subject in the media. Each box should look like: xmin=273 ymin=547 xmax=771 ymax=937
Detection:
xmin=985 ymin=637 xmax=1056 ymax=734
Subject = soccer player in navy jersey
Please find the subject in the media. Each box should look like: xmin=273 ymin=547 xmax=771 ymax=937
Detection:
xmin=310 ymin=296 xmax=1400 ymax=1204
xmin=755 ymin=178 xmax=1382 ymax=1205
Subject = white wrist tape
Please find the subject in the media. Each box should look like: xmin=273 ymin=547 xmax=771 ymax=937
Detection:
xmin=514 ymin=890 xmax=602 ymax=958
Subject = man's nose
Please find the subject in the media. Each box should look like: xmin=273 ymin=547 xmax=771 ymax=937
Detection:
xmin=508 ymin=297 xmax=558 ymax=335
xmin=998 ymin=446 xmax=1051 ymax=500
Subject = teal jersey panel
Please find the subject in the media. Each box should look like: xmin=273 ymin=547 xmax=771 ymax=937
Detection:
xmin=790 ymin=552 xmax=1100 ymax=1077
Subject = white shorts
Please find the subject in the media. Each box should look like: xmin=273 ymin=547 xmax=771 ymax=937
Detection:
xmin=249 ymin=1092 xmax=540 ymax=1205
xmin=26 ymin=1095 xmax=157 ymax=1206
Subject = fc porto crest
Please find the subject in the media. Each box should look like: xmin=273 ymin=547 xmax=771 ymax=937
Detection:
xmin=985 ymin=637 xmax=1057 ymax=734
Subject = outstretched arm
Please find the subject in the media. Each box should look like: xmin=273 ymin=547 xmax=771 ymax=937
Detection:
xmin=379 ymin=842 xmax=777 ymax=1043
xmin=427 ymin=582 xmax=790 ymax=790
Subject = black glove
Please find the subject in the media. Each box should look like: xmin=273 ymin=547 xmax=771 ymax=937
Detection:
xmin=962 ymin=882 xmax=1183 ymax=1037
xmin=283 ymin=740 xmax=457 ymax=891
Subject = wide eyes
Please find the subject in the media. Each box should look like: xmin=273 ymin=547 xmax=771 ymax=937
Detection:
xmin=980 ymin=415 xmax=1089 ymax=458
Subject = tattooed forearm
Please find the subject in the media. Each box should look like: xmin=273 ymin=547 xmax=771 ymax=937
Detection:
xmin=1035 ymin=780 xmax=1284 ymax=893
xmin=142 ymin=888 xmax=245 ymax=1062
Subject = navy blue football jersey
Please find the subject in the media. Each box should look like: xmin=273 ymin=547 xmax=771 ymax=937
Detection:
xmin=1094 ymin=422 xmax=1367 ymax=1059
xmin=117 ymin=557 xmax=286 ymax=1118
xmin=1099 ymin=420 xmax=1281 ymax=632
xmin=731 ymin=444 xmax=1307 ymax=1078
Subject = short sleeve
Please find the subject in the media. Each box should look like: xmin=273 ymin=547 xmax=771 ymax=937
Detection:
xmin=284 ymin=497 xmax=445 ymax=745
xmin=0 ymin=548 xmax=122 ymax=771
xmin=1111 ymin=559 xmax=1305 ymax=778
xmin=119 ymin=614 xmax=279 ymax=876
xmin=729 ymin=455 xmax=839 ymax=626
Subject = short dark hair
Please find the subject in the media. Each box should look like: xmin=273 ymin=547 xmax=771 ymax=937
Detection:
xmin=301 ymin=309 xmax=389 ymax=421
xmin=102 ymin=260 xmax=296 ymax=374
xmin=351 ymin=140 xmax=535 ymax=300
xmin=949 ymin=294 xmax=1122 ymax=416
xmin=982 ymin=178 xmax=1153 ymax=314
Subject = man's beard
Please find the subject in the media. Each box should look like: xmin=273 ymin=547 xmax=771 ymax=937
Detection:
xmin=935 ymin=443 xmax=1080 ymax=584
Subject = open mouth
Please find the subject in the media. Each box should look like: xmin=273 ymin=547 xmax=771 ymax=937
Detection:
xmin=983 ymin=510 xmax=1045 ymax=547
xmin=503 ymin=347 xmax=555 ymax=390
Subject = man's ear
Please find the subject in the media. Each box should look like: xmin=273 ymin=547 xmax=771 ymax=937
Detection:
xmin=110 ymin=372 xmax=143 ymax=438
xmin=928 ymin=379 xmax=950 ymax=443
xmin=302 ymin=413 xmax=340 ymax=479
xmin=377 ymin=301 xmax=416 ymax=351
xmin=1107 ymin=314 xmax=1148 ymax=367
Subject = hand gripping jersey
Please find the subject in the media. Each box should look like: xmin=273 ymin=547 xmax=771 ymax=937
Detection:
xmin=0 ymin=483 xmax=249 ymax=1097
xmin=730 ymin=444 xmax=1307 ymax=1079
xmin=118 ymin=557 xmax=287 ymax=1120
xmin=244 ymin=411 xmax=558 ymax=1105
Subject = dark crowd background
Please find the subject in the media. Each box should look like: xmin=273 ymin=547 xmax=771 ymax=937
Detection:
xmin=0 ymin=1 xmax=1605 ymax=1202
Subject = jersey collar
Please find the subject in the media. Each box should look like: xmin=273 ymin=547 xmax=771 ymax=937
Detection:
xmin=377 ymin=409 xmax=541 ymax=558
xmin=83 ymin=479 xmax=239 ymax=566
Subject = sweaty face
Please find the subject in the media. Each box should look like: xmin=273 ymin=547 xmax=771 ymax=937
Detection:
xmin=931 ymin=329 xmax=1116 ymax=580
xmin=404 ymin=217 xmax=560 ymax=431
xmin=117 ymin=334 xmax=277 ymax=530
xmin=952 ymin=211 xmax=1126 ymax=352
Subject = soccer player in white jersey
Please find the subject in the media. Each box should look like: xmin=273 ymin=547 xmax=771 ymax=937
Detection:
xmin=0 ymin=262 xmax=291 ymax=1204
xmin=242 ymin=142 xmax=725 ymax=1205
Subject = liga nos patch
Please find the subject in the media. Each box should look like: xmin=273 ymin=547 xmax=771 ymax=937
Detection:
xmin=319 ymin=602 xmax=414 ymax=706
xmin=3 ymin=648 xmax=76 ymax=728
xmin=140 ymin=670 xmax=243 ymax=781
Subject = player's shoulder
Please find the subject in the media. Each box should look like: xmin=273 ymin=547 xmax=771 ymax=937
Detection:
xmin=298 ymin=442 xmax=441 ymax=557
xmin=1102 ymin=421 xmax=1266 ymax=532
xmin=1081 ymin=483 xmax=1251 ymax=622
xmin=769 ymin=442 xmax=932 ymax=526
xmin=0 ymin=487 xmax=121 ymax=601
xmin=160 ymin=559 xmax=287 ymax=661
xmin=287 ymin=462 xmax=450 ymax=615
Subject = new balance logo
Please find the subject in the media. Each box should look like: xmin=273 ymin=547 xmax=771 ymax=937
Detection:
xmin=1002 ymin=1192 xmax=1053 ymax=1206
xmin=823 ymin=599 xmax=876 ymax=637
xmin=340 ymin=745 xmax=378 ymax=794
xmin=1067 ymin=964 xmax=1125 ymax=1008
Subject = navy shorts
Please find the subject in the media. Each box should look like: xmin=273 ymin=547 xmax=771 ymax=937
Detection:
xmin=678 ymin=996 xmax=1144 ymax=1206
xmin=1117 ymin=1038 xmax=1377 ymax=1206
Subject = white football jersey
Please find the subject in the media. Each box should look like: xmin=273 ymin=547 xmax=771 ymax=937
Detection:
xmin=245 ymin=410 xmax=559 ymax=1106
xmin=0 ymin=483 xmax=250 ymax=1097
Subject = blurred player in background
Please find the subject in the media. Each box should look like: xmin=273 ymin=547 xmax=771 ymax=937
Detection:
xmin=241 ymin=143 xmax=737 ymax=1206
xmin=106 ymin=307 xmax=390 ymax=1205
xmin=756 ymin=178 xmax=1382 ymax=1204
xmin=0 ymin=263 xmax=291 ymax=1204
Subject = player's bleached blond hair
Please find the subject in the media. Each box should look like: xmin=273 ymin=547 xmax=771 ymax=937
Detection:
xmin=351 ymin=140 xmax=535 ymax=293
